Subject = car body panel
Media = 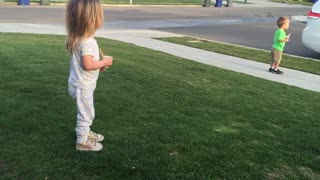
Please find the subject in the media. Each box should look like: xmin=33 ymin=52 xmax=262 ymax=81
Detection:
xmin=302 ymin=1 xmax=320 ymax=53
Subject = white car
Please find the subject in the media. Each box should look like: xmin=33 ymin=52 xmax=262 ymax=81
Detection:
xmin=302 ymin=1 xmax=320 ymax=53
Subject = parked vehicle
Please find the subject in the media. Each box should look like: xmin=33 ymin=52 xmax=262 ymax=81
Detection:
xmin=302 ymin=1 xmax=320 ymax=53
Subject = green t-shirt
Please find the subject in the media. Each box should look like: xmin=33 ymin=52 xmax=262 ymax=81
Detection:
xmin=272 ymin=29 xmax=286 ymax=52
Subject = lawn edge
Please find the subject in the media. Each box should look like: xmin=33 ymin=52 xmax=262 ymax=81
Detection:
xmin=156 ymin=36 xmax=320 ymax=62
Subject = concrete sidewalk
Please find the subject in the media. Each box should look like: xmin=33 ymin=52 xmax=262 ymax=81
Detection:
xmin=1 ymin=23 xmax=319 ymax=92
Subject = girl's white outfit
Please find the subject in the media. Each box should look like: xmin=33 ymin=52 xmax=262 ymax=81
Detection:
xmin=68 ymin=37 xmax=100 ymax=144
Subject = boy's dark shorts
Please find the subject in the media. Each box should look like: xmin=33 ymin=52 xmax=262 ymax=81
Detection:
xmin=271 ymin=48 xmax=282 ymax=64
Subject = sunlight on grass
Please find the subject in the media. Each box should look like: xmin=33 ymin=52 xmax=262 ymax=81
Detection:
xmin=214 ymin=126 xmax=239 ymax=133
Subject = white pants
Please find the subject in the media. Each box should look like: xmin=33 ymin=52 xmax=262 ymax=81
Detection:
xmin=68 ymin=84 xmax=95 ymax=144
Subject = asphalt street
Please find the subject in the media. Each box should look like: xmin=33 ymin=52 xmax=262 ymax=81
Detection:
xmin=0 ymin=5 xmax=318 ymax=59
xmin=156 ymin=21 xmax=320 ymax=59
xmin=0 ymin=6 xmax=309 ymax=23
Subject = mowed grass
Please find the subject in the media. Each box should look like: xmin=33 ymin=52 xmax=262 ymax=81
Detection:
xmin=1 ymin=33 xmax=320 ymax=179
xmin=158 ymin=37 xmax=320 ymax=75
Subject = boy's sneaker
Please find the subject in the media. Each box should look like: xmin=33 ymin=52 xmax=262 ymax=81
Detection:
xmin=88 ymin=131 xmax=104 ymax=142
xmin=269 ymin=68 xmax=274 ymax=73
xmin=274 ymin=69 xmax=284 ymax=74
xmin=76 ymin=139 xmax=103 ymax=152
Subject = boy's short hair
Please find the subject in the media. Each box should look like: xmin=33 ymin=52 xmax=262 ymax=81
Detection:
xmin=277 ymin=16 xmax=289 ymax=28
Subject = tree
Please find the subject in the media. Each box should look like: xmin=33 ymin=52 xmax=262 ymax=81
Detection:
xmin=203 ymin=0 xmax=211 ymax=7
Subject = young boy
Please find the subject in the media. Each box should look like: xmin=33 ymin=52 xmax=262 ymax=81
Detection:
xmin=269 ymin=16 xmax=290 ymax=74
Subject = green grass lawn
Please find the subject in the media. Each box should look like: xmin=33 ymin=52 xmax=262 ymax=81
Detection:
xmin=1 ymin=33 xmax=320 ymax=179
xmin=157 ymin=36 xmax=320 ymax=75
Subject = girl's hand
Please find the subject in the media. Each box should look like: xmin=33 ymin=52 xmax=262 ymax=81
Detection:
xmin=103 ymin=56 xmax=113 ymax=67
xmin=100 ymin=66 xmax=107 ymax=72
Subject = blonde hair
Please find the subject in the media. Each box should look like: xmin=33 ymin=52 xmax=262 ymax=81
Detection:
xmin=66 ymin=0 xmax=103 ymax=53
xmin=277 ymin=16 xmax=289 ymax=28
